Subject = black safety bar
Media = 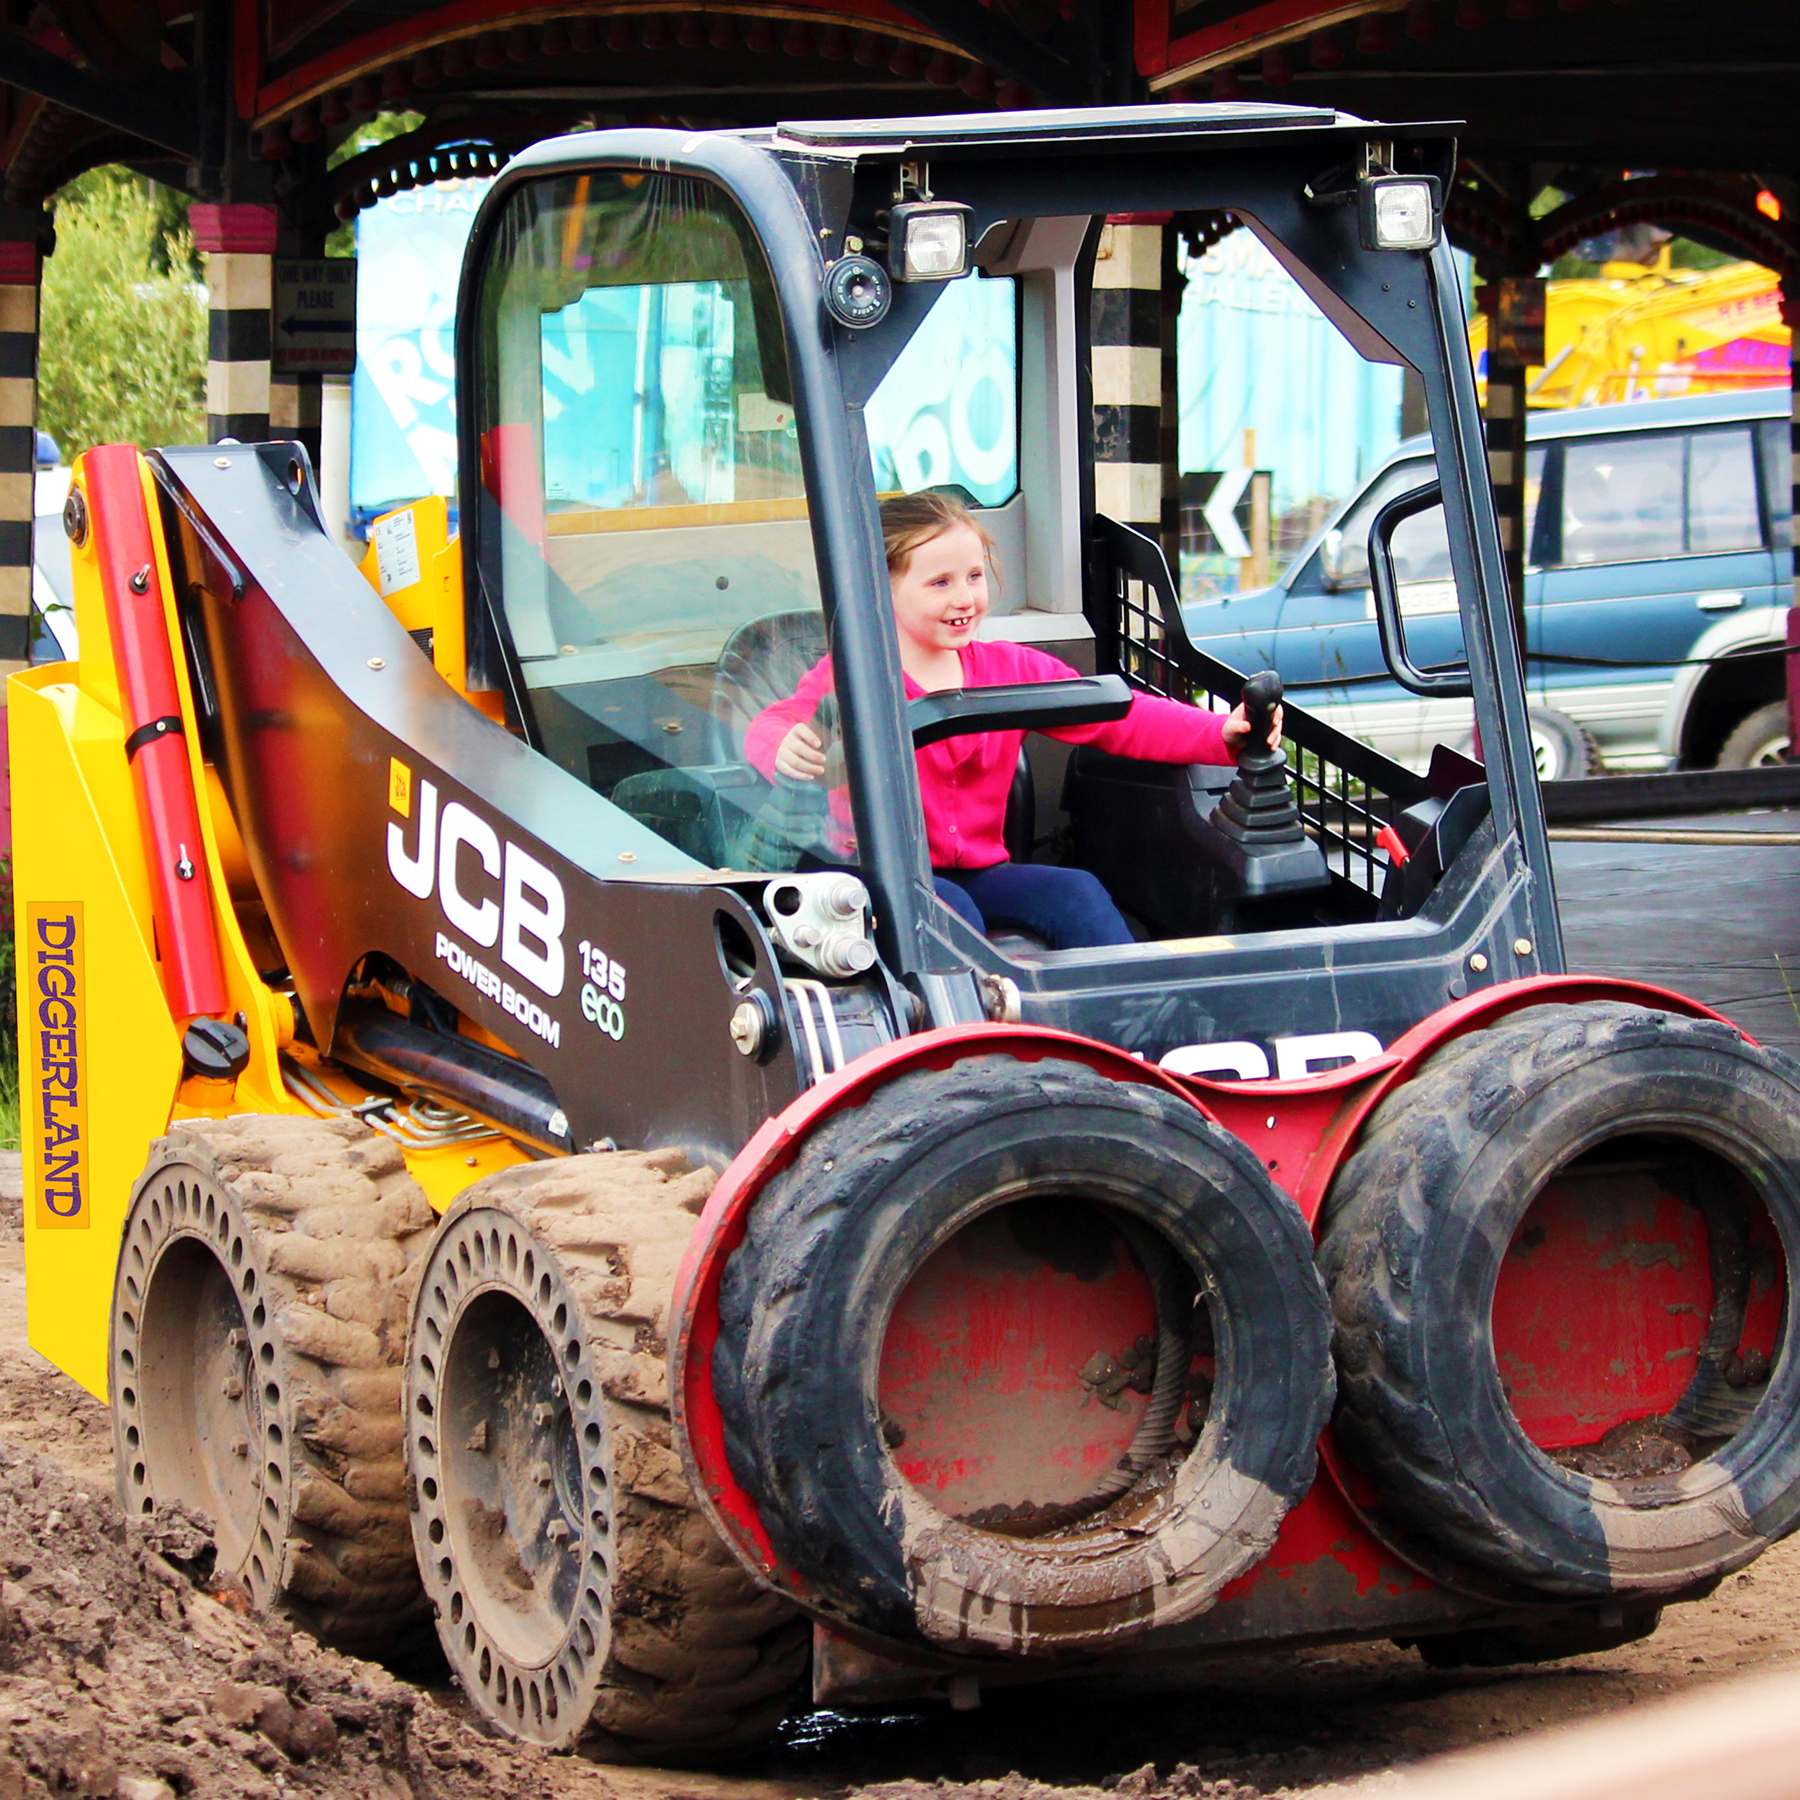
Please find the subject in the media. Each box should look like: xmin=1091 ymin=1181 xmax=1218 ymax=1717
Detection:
xmin=907 ymin=675 xmax=1133 ymax=747
xmin=1090 ymin=515 xmax=1433 ymax=901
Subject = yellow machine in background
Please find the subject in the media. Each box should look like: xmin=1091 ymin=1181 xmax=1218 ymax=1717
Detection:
xmin=1472 ymin=251 xmax=1789 ymax=410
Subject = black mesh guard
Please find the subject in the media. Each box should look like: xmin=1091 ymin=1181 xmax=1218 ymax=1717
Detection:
xmin=1088 ymin=516 xmax=1436 ymax=901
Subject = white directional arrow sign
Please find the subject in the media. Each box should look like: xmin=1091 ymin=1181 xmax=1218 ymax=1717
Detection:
xmin=1202 ymin=466 xmax=1254 ymax=559
xmin=273 ymin=259 xmax=357 ymax=375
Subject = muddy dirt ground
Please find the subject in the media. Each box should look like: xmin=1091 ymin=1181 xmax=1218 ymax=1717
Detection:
xmin=4 ymin=1185 xmax=1800 ymax=1800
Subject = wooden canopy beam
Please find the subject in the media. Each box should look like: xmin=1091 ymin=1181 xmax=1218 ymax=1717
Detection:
xmin=882 ymin=0 xmax=1081 ymax=102
xmin=0 ymin=29 xmax=199 ymax=159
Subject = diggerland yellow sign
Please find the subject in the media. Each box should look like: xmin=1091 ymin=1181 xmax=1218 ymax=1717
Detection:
xmin=26 ymin=902 xmax=87 ymax=1229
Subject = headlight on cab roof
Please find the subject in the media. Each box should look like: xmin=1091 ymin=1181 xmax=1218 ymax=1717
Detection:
xmin=890 ymin=201 xmax=973 ymax=280
xmin=1360 ymin=175 xmax=1441 ymax=252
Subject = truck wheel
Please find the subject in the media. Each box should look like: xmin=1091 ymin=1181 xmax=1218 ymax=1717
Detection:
xmin=1321 ymin=1002 xmax=1800 ymax=1595
xmin=111 ymin=1116 xmax=431 ymax=1656
xmin=715 ymin=1055 xmax=1335 ymax=1653
xmin=405 ymin=1152 xmax=808 ymax=1759
xmin=1717 ymin=701 xmax=1790 ymax=769
xmin=1462 ymin=708 xmax=1599 ymax=781
xmin=1527 ymin=708 xmax=1602 ymax=781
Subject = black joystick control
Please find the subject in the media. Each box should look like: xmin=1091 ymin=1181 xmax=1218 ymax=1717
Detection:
xmin=1177 ymin=669 xmax=1329 ymax=908
xmin=1209 ymin=670 xmax=1305 ymax=848
xmin=1242 ymin=668 xmax=1283 ymax=756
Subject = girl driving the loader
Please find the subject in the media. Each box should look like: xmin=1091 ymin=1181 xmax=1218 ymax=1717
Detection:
xmin=745 ymin=490 xmax=1279 ymax=950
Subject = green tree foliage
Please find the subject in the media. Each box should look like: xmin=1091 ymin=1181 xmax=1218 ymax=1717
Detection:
xmin=38 ymin=168 xmax=206 ymax=457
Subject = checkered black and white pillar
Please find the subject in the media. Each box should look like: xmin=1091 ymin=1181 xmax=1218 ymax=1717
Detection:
xmin=271 ymin=369 xmax=323 ymax=468
xmin=1091 ymin=215 xmax=1166 ymax=537
xmin=0 ymin=234 xmax=40 ymax=673
xmin=191 ymin=202 xmax=277 ymax=444
xmin=1485 ymin=365 xmax=1529 ymax=624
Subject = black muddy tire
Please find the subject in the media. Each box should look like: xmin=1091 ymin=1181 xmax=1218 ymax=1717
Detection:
xmin=715 ymin=1054 xmax=1335 ymax=1653
xmin=405 ymin=1151 xmax=808 ymax=1760
xmin=1320 ymin=1002 xmax=1800 ymax=1596
xmin=111 ymin=1115 xmax=432 ymax=1656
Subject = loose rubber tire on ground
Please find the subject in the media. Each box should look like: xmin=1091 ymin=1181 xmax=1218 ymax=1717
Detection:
xmin=111 ymin=1115 xmax=431 ymax=1656
xmin=1320 ymin=1002 xmax=1800 ymax=1596
xmin=1526 ymin=707 xmax=1603 ymax=781
xmin=1716 ymin=700 xmax=1790 ymax=770
xmin=715 ymin=1054 xmax=1336 ymax=1654
xmin=405 ymin=1151 xmax=808 ymax=1760
xmin=1463 ymin=708 xmax=1600 ymax=782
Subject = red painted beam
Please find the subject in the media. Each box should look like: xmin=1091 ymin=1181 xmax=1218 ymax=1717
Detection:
xmin=253 ymin=0 xmax=960 ymax=126
xmin=1141 ymin=0 xmax=1405 ymax=87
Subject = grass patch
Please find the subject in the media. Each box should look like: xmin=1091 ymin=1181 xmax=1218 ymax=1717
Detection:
xmin=0 ymin=1054 xmax=16 ymax=1154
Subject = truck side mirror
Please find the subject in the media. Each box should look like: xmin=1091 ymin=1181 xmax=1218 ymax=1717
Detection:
xmin=1320 ymin=528 xmax=1346 ymax=589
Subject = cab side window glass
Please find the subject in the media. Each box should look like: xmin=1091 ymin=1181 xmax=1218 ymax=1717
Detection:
xmin=1559 ymin=427 xmax=1760 ymax=565
xmin=1687 ymin=427 xmax=1761 ymax=553
xmin=1560 ymin=434 xmax=1684 ymax=564
xmin=1388 ymin=504 xmax=1450 ymax=585
xmin=474 ymin=171 xmax=854 ymax=875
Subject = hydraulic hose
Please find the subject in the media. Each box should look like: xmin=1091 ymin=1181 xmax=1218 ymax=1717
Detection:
xmin=332 ymin=999 xmax=573 ymax=1156
xmin=1076 ymin=1219 xmax=1195 ymax=1510
xmin=992 ymin=1218 xmax=1196 ymax=1536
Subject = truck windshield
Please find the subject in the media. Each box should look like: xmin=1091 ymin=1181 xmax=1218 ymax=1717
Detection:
xmin=472 ymin=170 xmax=858 ymax=875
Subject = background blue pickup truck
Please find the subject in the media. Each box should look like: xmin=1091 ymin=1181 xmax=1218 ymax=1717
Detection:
xmin=1182 ymin=390 xmax=1792 ymax=779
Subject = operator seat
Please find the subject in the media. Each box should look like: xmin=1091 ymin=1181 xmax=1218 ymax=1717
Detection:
xmin=710 ymin=609 xmax=830 ymax=764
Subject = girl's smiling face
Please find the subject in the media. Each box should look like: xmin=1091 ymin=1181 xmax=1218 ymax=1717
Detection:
xmin=890 ymin=522 xmax=990 ymax=657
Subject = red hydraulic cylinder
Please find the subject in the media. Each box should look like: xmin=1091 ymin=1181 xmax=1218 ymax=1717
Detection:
xmin=80 ymin=443 xmax=228 ymax=1024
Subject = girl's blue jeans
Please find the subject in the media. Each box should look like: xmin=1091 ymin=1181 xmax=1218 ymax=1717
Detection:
xmin=933 ymin=861 xmax=1134 ymax=951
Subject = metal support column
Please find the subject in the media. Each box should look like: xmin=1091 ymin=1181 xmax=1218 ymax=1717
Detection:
xmin=269 ymin=218 xmax=324 ymax=468
xmin=192 ymin=202 xmax=277 ymax=443
xmin=1479 ymin=265 xmax=1542 ymax=663
xmin=1158 ymin=221 xmax=1185 ymax=571
xmin=1484 ymin=363 xmax=1529 ymax=634
xmin=270 ymin=371 xmax=322 ymax=466
xmin=1783 ymin=276 xmax=1800 ymax=754
xmin=0 ymin=226 xmax=42 ymax=674
xmin=1090 ymin=214 xmax=1166 ymax=536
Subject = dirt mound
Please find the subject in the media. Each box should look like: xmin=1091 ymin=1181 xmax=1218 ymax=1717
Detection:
xmin=0 ymin=1434 xmax=595 ymax=1800
xmin=0 ymin=1352 xmax=112 ymax=1494
xmin=856 ymin=1764 xmax=1298 ymax=1800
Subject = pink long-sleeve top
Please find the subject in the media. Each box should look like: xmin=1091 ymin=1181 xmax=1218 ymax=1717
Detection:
xmin=743 ymin=638 xmax=1234 ymax=870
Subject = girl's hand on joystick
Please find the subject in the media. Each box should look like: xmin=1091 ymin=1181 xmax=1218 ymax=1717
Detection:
xmin=1222 ymin=700 xmax=1283 ymax=755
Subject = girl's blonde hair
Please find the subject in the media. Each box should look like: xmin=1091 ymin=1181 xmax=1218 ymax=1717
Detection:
xmin=880 ymin=489 xmax=1000 ymax=584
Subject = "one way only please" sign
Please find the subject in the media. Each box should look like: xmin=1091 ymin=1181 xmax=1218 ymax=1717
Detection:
xmin=273 ymin=258 xmax=358 ymax=374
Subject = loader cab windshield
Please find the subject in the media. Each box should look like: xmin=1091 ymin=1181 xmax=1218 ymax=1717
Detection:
xmin=470 ymin=170 xmax=856 ymax=875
